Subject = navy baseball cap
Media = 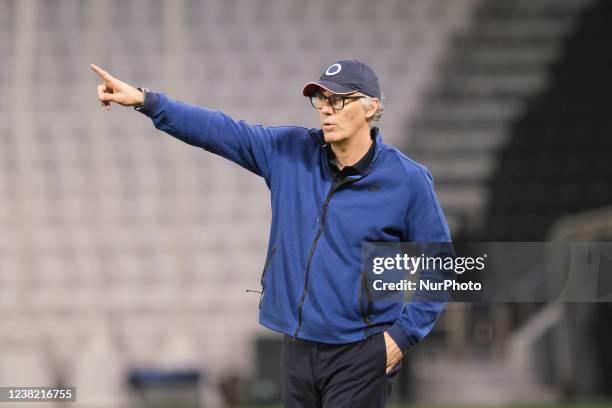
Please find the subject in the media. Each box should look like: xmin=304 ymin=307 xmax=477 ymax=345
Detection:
xmin=302 ymin=59 xmax=381 ymax=99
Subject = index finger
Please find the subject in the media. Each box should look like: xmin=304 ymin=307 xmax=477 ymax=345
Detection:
xmin=90 ymin=63 xmax=115 ymax=82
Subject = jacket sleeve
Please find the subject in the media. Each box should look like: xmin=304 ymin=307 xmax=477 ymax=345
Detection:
xmin=138 ymin=91 xmax=292 ymax=183
xmin=386 ymin=165 xmax=453 ymax=354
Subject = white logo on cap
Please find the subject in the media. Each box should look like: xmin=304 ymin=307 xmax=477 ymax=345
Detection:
xmin=325 ymin=63 xmax=342 ymax=76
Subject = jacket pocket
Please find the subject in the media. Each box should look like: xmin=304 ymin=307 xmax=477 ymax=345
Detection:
xmin=359 ymin=268 xmax=374 ymax=326
xmin=258 ymin=246 xmax=277 ymax=309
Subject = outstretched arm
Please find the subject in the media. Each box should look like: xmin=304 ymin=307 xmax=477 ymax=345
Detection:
xmin=90 ymin=64 xmax=297 ymax=182
xmin=91 ymin=63 xmax=144 ymax=110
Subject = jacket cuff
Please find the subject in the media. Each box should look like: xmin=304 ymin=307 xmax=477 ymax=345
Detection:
xmin=386 ymin=321 xmax=414 ymax=354
xmin=135 ymin=91 xmax=160 ymax=116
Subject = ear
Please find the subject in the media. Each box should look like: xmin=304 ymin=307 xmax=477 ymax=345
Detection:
xmin=365 ymin=98 xmax=380 ymax=120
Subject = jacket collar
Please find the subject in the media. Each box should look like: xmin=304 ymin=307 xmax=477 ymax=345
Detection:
xmin=326 ymin=130 xmax=377 ymax=175
xmin=310 ymin=127 xmax=384 ymax=180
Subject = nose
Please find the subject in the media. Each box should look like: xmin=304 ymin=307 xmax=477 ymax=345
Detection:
xmin=320 ymin=103 xmax=334 ymax=115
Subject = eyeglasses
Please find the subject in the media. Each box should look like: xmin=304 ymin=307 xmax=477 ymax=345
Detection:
xmin=309 ymin=93 xmax=366 ymax=110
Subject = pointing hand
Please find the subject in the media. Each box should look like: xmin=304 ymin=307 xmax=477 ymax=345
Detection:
xmin=90 ymin=64 xmax=144 ymax=110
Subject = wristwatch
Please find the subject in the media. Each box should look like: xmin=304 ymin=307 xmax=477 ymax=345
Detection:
xmin=134 ymin=87 xmax=149 ymax=111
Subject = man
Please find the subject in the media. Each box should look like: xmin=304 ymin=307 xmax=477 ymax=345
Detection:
xmin=91 ymin=59 xmax=451 ymax=407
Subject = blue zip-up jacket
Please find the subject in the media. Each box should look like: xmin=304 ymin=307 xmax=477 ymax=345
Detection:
xmin=138 ymin=92 xmax=452 ymax=353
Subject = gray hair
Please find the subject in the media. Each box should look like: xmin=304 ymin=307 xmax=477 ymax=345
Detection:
xmin=359 ymin=93 xmax=385 ymax=128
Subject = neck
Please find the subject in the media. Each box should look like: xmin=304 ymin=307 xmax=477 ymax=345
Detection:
xmin=329 ymin=125 xmax=373 ymax=170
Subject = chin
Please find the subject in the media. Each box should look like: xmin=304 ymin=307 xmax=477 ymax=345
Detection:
xmin=323 ymin=130 xmax=346 ymax=144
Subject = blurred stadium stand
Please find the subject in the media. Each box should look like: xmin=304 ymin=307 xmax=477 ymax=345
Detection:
xmin=1 ymin=0 xmax=612 ymax=406
xmin=406 ymin=0 xmax=612 ymax=404
xmin=492 ymin=0 xmax=612 ymax=399
xmin=408 ymin=0 xmax=594 ymax=235
xmin=1 ymin=0 xmax=476 ymax=405
xmin=484 ymin=0 xmax=612 ymax=242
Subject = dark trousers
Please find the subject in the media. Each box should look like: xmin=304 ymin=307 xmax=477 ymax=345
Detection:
xmin=280 ymin=332 xmax=397 ymax=408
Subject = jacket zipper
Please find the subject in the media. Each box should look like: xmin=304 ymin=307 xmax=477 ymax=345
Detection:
xmin=294 ymin=134 xmax=381 ymax=338
xmin=293 ymin=177 xmax=356 ymax=337
xmin=359 ymin=270 xmax=374 ymax=327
